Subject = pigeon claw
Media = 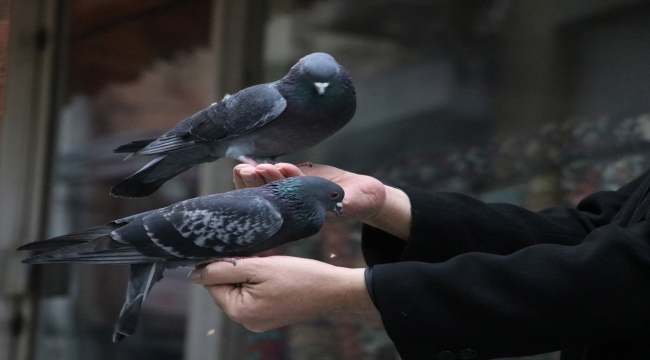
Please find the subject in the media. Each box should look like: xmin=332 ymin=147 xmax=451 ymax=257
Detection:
xmin=293 ymin=161 xmax=313 ymax=168
xmin=212 ymin=256 xmax=258 ymax=266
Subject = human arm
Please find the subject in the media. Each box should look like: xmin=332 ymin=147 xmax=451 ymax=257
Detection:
xmin=366 ymin=219 xmax=650 ymax=359
xmin=234 ymin=163 xmax=645 ymax=262
xmin=195 ymin=164 xmax=650 ymax=359
xmin=362 ymin=184 xmax=637 ymax=265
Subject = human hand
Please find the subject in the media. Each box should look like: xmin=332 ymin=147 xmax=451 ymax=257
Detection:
xmin=188 ymin=256 xmax=376 ymax=332
xmin=233 ymin=163 xmax=410 ymax=239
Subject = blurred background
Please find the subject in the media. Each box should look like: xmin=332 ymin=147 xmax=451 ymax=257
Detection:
xmin=1 ymin=0 xmax=650 ymax=359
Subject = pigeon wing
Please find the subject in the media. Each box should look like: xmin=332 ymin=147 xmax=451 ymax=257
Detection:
xmin=159 ymin=194 xmax=284 ymax=254
xmin=181 ymin=83 xmax=287 ymax=141
xmin=134 ymin=84 xmax=286 ymax=156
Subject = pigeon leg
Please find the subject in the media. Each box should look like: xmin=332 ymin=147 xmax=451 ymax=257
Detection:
xmin=113 ymin=262 xmax=165 ymax=342
xmin=292 ymin=161 xmax=313 ymax=168
xmin=238 ymin=156 xmax=312 ymax=168
xmin=193 ymin=256 xmax=259 ymax=269
xmin=237 ymin=156 xmax=259 ymax=166
xmin=213 ymin=256 xmax=258 ymax=266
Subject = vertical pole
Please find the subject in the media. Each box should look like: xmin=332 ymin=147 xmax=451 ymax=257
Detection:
xmin=0 ymin=0 xmax=62 ymax=359
xmin=183 ymin=1 xmax=268 ymax=359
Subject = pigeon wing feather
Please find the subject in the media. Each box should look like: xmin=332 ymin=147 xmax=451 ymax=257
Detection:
xmin=134 ymin=84 xmax=286 ymax=156
xmin=151 ymin=194 xmax=284 ymax=254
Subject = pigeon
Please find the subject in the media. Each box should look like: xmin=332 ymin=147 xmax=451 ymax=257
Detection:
xmin=111 ymin=52 xmax=356 ymax=198
xmin=18 ymin=176 xmax=344 ymax=342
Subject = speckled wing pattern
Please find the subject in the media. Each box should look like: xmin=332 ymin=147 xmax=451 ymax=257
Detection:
xmin=164 ymin=194 xmax=284 ymax=253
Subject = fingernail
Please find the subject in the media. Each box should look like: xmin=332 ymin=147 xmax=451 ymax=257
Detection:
xmin=241 ymin=172 xmax=255 ymax=182
xmin=188 ymin=270 xmax=201 ymax=281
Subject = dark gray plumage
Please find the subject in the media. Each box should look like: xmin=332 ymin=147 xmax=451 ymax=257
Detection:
xmin=111 ymin=52 xmax=356 ymax=197
xmin=18 ymin=176 xmax=344 ymax=342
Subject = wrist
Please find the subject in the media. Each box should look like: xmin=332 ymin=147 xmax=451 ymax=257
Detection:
xmin=362 ymin=185 xmax=411 ymax=240
xmin=329 ymin=267 xmax=377 ymax=314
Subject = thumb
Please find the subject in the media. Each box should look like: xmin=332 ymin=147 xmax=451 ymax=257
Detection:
xmin=188 ymin=260 xmax=258 ymax=285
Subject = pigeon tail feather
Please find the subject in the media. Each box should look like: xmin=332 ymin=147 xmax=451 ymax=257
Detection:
xmin=113 ymin=262 xmax=165 ymax=342
xmin=113 ymin=139 xmax=156 ymax=154
xmin=20 ymin=235 xmax=151 ymax=264
xmin=17 ymin=224 xmax=120 ymax=251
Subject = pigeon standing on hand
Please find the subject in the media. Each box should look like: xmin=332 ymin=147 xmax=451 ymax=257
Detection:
xmin=18 ymin=176 xmax=344 ymax=342
xmin=111 ymin=52 xmax=356 ymax=197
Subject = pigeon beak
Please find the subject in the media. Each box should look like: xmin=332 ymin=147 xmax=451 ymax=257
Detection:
xmin=314 ymin=82 xmax=329 ymax=95
xmin=333 ymin=202 xmax=343 ymax=217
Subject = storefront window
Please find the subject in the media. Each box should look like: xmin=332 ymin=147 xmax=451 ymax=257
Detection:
xmin=34 ymin=1 xmax=213 ymax=359
xmin=25 ymin=1 xmax=650 ymax=359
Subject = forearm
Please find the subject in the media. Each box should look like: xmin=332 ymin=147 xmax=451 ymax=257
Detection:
xmin=362 ymin=183 xmax=640 ymax=265
xmin=370 ymin=221 xmax=650 ymax=359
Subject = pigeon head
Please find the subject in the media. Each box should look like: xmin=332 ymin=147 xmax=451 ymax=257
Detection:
xmin=264 ymin=176 xmax=344 ymax=216
xmin=295 ymin=53 xmax=341 ymax=96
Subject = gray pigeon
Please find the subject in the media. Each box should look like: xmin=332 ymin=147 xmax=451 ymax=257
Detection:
xmin=18 ymin=176 xmax=344 ymax=342
xmin=111 ymin=52 xmax=356 ymax=197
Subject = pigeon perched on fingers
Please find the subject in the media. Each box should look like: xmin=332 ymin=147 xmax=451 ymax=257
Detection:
xmin=18 ymin=176 xmax=344 ymax=342
xmin=111 ymin=52 xmax=356 ymax=197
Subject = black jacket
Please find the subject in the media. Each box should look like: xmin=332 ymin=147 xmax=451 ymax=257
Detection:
xmin=361 ymin=169 xmax=650 ymax=360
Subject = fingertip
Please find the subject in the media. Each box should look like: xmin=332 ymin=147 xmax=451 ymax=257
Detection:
xmin=240 ymin=167 xmax=255 ymax=176
xmin=257 ymin=165 xmax=284 ymax=182
xmin=256 ymin=163 xmax=276 ymax=171
xmin=188 ymin=269 xmax=201 ymax=282
xmin=234 ymin=163 xmax=253 ymax=170
xmin=275 ymin=163 xmax=304 ymax=177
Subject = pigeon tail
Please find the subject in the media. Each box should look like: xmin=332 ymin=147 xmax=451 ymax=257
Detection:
xmin=20 ymin=235 xmax=154 ymax=264
xmin=113 ymin=262 xmax=165 ymax=342
xmin=111 ymin=154 xmax=197 ymax=198
xmin=17 ymin=224 xmax=120 ymax=251
xmin=113 ymin=139 xmax=156 ymax=154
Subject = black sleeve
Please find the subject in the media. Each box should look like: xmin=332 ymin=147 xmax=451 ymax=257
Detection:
xmin=362 ymin=170 xmax=646 ymax=266
xmin=368 ymin=219 xmax=650 ymax=359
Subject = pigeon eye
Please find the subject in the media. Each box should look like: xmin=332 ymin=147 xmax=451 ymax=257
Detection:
xmin=329 ymin=192 xmax=339 ymax=199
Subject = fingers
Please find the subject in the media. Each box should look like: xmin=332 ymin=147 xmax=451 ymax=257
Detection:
xmin=233 ymin=164 xmax=253 ymax=189
xmin=188 ymin=259 xmax=259 ymax=285
xmin=256 ymin=164 xmax=285 ymax=183
xmin=274 ymin=163 xmax=304 ymax=178
xmin=233 ymin=163 xmax=306 ymax=188
xmin=233 ymin=164 xmax=266 ymax=188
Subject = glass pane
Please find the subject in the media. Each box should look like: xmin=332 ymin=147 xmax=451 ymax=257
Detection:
xmin=28 ymin=1 xmax=650 ymax=359
xmin=237 ymin=1 xmax=650 ymax=360
xmin=35 ymin=1 xmax=213 ymax=359
xmin=252 ymin=1 xmax=503 ymax=359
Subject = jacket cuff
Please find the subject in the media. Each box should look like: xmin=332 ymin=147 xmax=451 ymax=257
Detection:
xmin=363 ymin=267 xmax=376 ymax=306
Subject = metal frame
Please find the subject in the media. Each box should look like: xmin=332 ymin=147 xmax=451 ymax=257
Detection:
xmin=0 ymin=0 xmax=64 ymax=359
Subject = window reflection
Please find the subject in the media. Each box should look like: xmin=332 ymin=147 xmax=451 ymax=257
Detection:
xmin=37 ymin=1 xmax=212 ymax=359
xmin=28 ymin=1 xmax=650 ymax=359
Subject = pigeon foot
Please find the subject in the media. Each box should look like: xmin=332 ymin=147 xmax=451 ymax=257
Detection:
xmin=212 ymin=256 xmax=258 ymax=266
xmin=293 ymin=161 xmax=313 ymax=168
xmin=237 ymin=156 xmax=259 ymax=166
